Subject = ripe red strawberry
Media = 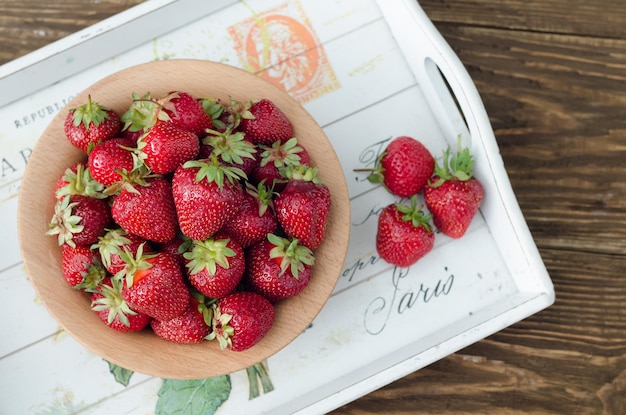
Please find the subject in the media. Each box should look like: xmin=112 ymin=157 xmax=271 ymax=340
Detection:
xmin=274 ymin=166 xmax=330 ymax=250
xmin=111 ymin=177 xmax=178 ymax=243
xmin=92 ymin=227 xmax=153 ymax=275
xmin=239 ymin=98 xmax=294 ymax=145
xmin=376 ymin=197 xmax=435 ymax=267
xmin=220 ymin=182 xmax=277 ymax=249
xmin=158 ymin=234 xmax=192 ymax=272
xmin=184 ymin=234 xmax=245 ymax=299
xmin=121 ymin=91 xmax=212 ymax=137
xmin=425 ymin=146 xmax=484 ymax=238
xmin=137 ymin=121 xmax=199 ymax=175
xmin=47 ymin=195 xmax=111 ymax=247
xmin=120 ymin=127 xmax=144 ymax=144
xmin=251 ymin=137 xmax=310 ymax=191
xmin=61 ymin=244 xmax=106 ymax=289
xmin=120 ymin=249 xmax=190 ymax=321
xmin=208 ymin=291 xmax=275 ymax=351
xmin=55 ymin=162 xmax=106 ymax=201
xmin=64 ymin=96 xmax=121 ymax=154
xmin=171 ymin=156 xmax=244 ymax=241
xmin=88 ymin=137 xmax=136 ymax=186
xmin=150 ymin=296 xmax=211 ymax=343
xmin=360 ymin=136 xmax=434 ymax=197
xmin=91 ymin=277 xmax=152 ymax=332
xmin=161 ymin=91 xmax=214 ymax=136
xmin=245 ymin=234 xmax=315 ymax=302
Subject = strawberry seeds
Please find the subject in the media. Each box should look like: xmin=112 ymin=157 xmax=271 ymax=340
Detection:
xmin=47 ymin=92 xmax=331 ymax=352
xmin=356 ymin=135 xmax=484 ymax=268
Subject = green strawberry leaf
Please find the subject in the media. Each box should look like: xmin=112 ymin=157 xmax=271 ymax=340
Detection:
xmin=184 ymin=237 xmax=236 ymax=276
xmin=430 ymin=136 xmax=475 ymax=187
xmin=105 ymin=360 xmax=134 ymax=387
xmin=396 ymin=196 xmax=433 ymax=231
xmin=156 ymin=377 xmax=231 ymax=415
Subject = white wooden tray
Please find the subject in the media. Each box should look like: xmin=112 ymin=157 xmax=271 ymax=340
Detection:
xmin=0 ymin=0 xmax=554 ymax=413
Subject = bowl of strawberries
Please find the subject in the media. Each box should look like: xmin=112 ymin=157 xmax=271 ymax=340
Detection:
xmin=17 ymin=59 xmax=350 ymax=379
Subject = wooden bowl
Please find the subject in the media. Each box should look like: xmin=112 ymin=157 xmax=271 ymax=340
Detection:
xmin=17 ymin=60 xmax=350 ymax=379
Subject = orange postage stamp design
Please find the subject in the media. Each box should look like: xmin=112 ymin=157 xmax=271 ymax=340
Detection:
xmin=228 ymin=1 xmax=340 ymax=103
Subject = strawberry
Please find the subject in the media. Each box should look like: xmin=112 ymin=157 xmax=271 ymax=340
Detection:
xmin=120 ymin=248 xmax=190 ymax=321
xmin=158 ymin=234 xmax=192 ymax=272
xmin=137 ymin=121 xmax=199 ymax=175
xmin=208 ymin=291 xmax=275 ymax=351
xmin=120 ymin=127 xmax=144 ymax=144
xmin=88 ymin=137 xmax=136 ymax=186
xmin=425 ymin=145 xmax=484 ymax=238
xmin=150 ymin=296 xmax=212 ymax=343
xmin=376 ymin=196 xmax=435 ymax=267
xmin=171 ymin=156 xmax=244 ymax=241
xmin=111 ymin=177 xmax=178 ymax=243
xmin=244 ymin=234 xmax=315 ymax=302
xmin=251 ymin=137 xmax=310 ymax=191
xmin=92 ymin=227 xmax=153 ymax=275
xmin=358 ymin=136 xmax=434 ymax=197
xmin=64 ymin=95 xmax=121 ymax=154
xmin=161 ymin=91 xmax=214 ymax=136
xmin=184 ymin=234 xmax=245 ymax=299
xmin=47 ymin=195 xmax=111 ymax=247
xmin=239 ymin=98 xmax=294 ymax=145
xmin=91 ymin=277 xmax=152 ymax=332
xmin=274 ymin=166 xmax=330 ymax=250
xmin=220 ymin=182 xmax=277 ymax=249
xmin=61 ymin=244 xmax=106 ymax=289
xmin=54 ymin=162 xmax=106 ymax=201
xmin=121 ymin=91 xmax=212 ymax=137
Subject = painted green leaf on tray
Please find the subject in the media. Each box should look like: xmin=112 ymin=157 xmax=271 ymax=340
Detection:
xmin=156 ymin=376 xmax=231 ymax=415
xmin=106 ymin=360 xmax=134 ymax=387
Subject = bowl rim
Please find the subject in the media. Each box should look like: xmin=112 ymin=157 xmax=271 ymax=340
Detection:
xmin=17 ymin=59 xmax=351 ymax=379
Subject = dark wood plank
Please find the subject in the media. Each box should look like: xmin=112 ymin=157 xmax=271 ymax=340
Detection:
xmin=420 ymin=0 xmax=626 ymax=38
xmin=336 ymin=248 xmax=626 ymax=413
xmin=436 ymin=25 xmax=626 ymax=255
xmin=334 ymin=1 xmax=626 ymax=413
xmin=2 ymin=0 xmax=626 ymax=413
xmin=0 ymin=0 xmax=145 ymax=64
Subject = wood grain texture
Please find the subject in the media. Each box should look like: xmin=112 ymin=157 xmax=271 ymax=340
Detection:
xmin=0 ymin=0 xmax=145 ymax=65
xmin=335 ymin=1 xmax=626 ymax=414
xmin=2 ymin=0 xmax=625 ymax=412
xmin=18 ymin=59 xmax=350 ymax=379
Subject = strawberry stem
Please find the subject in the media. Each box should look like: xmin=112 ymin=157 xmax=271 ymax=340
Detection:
xmin=184 ymin=154 xmax=247 ymax=187
xmin=70 ymin=95 xmax=111 ymax=130
xmin=91 ymin=278 xmax=138 ymax=327
xmin=206 ymin=305 xmax=234 ymax=350
xmin=396 ymin=196 xmax=433 ymax=232
xmin=429 ymin=137 xmax=476 ymax=188
xmin=56 ymin=163 xmax=106 ymax=200
xmin=282 ymin=164 xmax=323 ymax=184
xmin=46 ymin=195 xmax=84 ymax=247
xmin=259 ymin=137 xmax=304 ymax=169
xmin=202 ymin=128 xmax=256 ymax=165
xmin=267 ymin=233 xmax=315 ymax=278
xmin=121 ymin=92 xmax=171 ymax=132
xmin=184 ymin=237 xmax=236 ymax=276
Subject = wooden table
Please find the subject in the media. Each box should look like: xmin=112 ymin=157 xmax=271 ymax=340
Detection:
xmin=2 ymin=1 xmax=625 ymax=413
